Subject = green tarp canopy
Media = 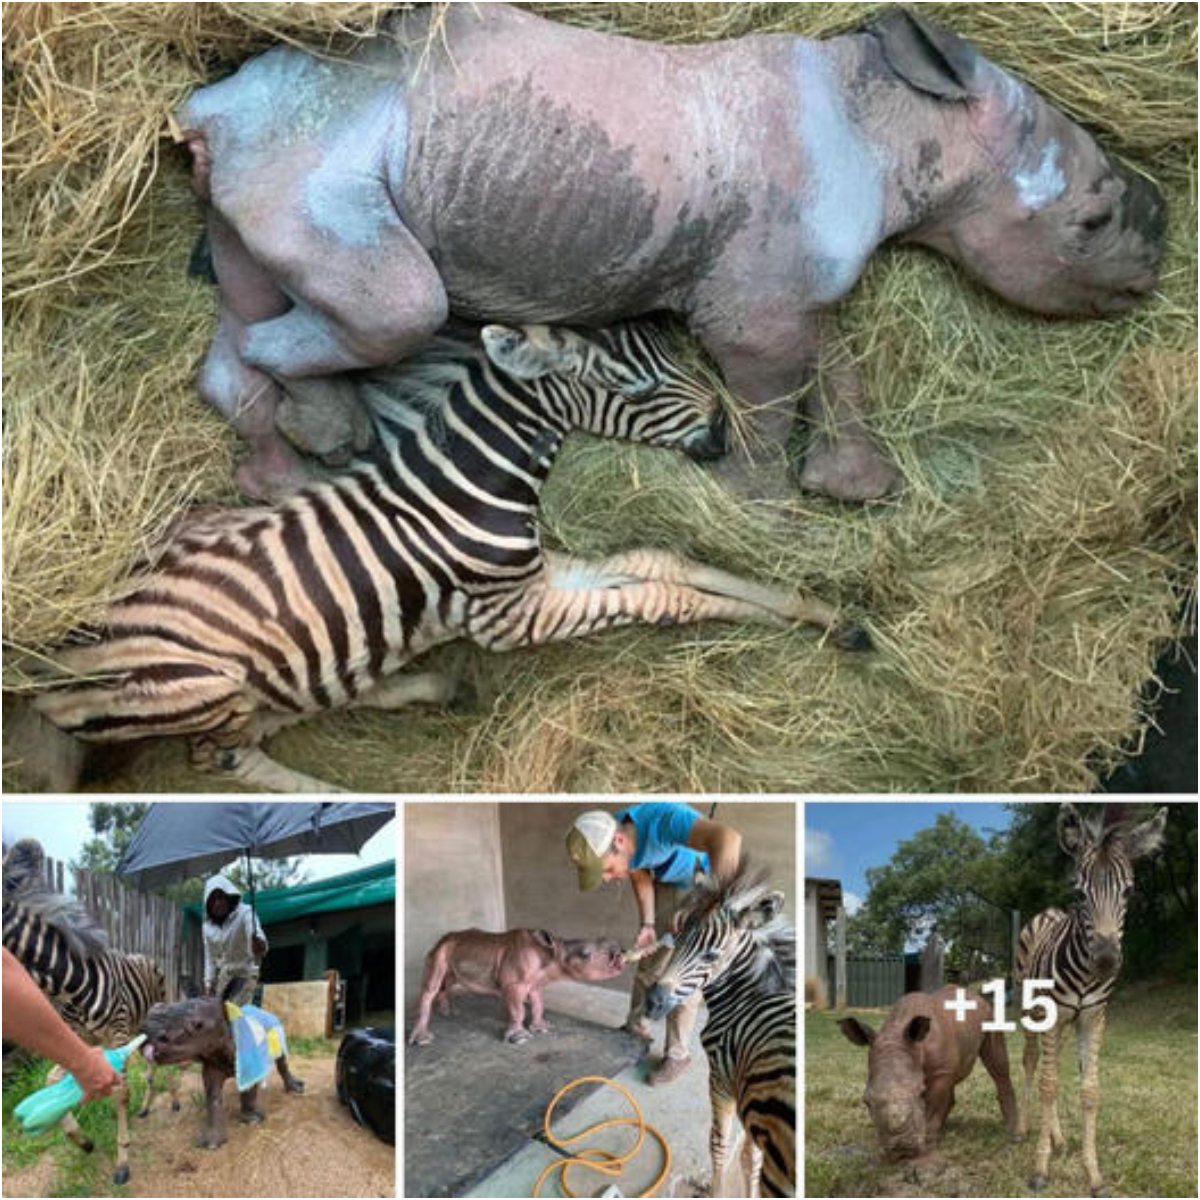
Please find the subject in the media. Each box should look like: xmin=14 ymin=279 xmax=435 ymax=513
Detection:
xmin=185 ymin=860 xmax=394 ymax=926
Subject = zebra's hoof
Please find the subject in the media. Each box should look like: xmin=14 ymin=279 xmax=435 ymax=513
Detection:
xmin=1030 ymin=1174 xmax=1048 ymax=1193
xmin=448 ymin=676 xmax=479 ymax=713
xmin=79 ymin=1138 xmax=95 ymax=1154
xmin=137 ymin=1109 xmax=149 ymax=1119
xmin=172 ymin=1100 xmax=181 ymax=1112
xmin=1091 ymin=1188 xmax=1110 ymax=1198
xmin=831 ymin=620 xmax=872 ymax=653
xmin=112 ymin=1166 xmax=130 ymax=1186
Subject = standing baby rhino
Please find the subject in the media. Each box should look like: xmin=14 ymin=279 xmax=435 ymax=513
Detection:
xmin=839 ymin=985 xmax=1019 ymax=1166
xmin=176 ymin=5 xmax=1164 ymax=503
xmin=141 ymin=980 xmax=305 ymax=1150
xmin=409 ymin=929 xmax=627 ymax=1046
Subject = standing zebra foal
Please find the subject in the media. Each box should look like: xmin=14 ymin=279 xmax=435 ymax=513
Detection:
xmin=3 ymin=839 xmax=170 ymax=1185
xmin=645 ymin=864 xmax=796 ymax=1198
xmin=1016 ymin=803 xmax=1167 ymax=1197
xmin=34 ymin=320 xmax=867 ymax=792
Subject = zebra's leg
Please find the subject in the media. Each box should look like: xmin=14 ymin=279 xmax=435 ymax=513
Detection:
xmin=980 ymin=1029 xmax=1021 ymax=1141
xmin=58 ymin=1112 xmax=95 ymax=1155
xmin=191 ymin=736 xmax=344 ymax=794
xmin=1017 ymin=1028 xmax=1039 ymax=1140
xmin=492 ymin=550 xmax=867 ymax=648
xmin=136 ymin=1061 xmax=156 ymax=1119
xmin=740 ymin=1129 xmax=765 ymax=1198
xmin=1030 ymin=1022 xmax=1065 ymax=1191
xmin=112 ymin=1075 xmax=131 ymax=1185
xmin=348 ymin=672 xmax=458 ymax=711
xmin=1077 ymin=1004 xmax=1109 ymax=1197
xmin=548 ymin=548 xmax=855 ymax=635
xmin=708 ymin=1088 xmax=738 ymax=1197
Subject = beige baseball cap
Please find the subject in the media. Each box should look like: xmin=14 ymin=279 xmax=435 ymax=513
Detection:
xmin=566 ymin=810 xmax=619 ymax=892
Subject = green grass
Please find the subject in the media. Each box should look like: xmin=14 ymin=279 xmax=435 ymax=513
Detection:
xmin=806 ymin=980 xmax=1198 ymax=1197
xmin=2 ymin=1054 xmax=184 ymax=1198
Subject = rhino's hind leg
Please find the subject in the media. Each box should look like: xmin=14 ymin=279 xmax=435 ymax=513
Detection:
xmin=276 ymin=1055 xmax=305 ymax=1094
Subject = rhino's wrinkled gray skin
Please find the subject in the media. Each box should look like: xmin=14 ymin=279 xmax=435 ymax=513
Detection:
xmin=176 ymin=5 xmax=1165 ymax=503
xmin=141 ymin=980 xmax=304 ymax=1150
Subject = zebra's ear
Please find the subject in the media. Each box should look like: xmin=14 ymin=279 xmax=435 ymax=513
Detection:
xmin=838 ymin=1016 xmax=875 ymax=1047
xmin=742 ymin=889 xmax=786 ymax=930
xmin=481 ymin=324 xmax=557 ymax=379
xmin=1057 ymin=803 xmax=1093 ymax=857
xmin=1115 ymin=806 xmax=1168 ymax=861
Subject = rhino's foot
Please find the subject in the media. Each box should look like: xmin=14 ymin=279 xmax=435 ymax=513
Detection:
xmin=195 ymin=1129 xmax=227 ymax=1150
xmin=237 ymin=1109 xmax=265 ymax=1126
xmin=284 ymin=1076 xmax=305 ymax=1094
xmin=408 ymin=1028 xmax=433 ymax=1046
xmin=711 ymin=454 xmax=798 ymax=503
xmin=505 ymin=1028 xmax=532 ymax=1045
xmin=235 ymin=437 xmax=326 ymax=503
xmin=531 ymin=1023 xmax=551 ymax=1036
xmin=275 ymin=381 xmax=374 ymax=467
xmin=799 ymin=434 xmax=902 ymax=502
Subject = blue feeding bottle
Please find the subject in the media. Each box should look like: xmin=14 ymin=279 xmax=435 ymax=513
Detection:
xmin=14 ymin=1035 xmax=147 ymax=1135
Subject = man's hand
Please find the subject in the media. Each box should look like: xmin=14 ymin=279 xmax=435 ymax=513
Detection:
xmin=633 ymin=925 xmax=657 ymax=952
xmin=204 ymin=981 xmax=216 ymax=997
xmin=66 ymin=1046 xmax=120 ymax=1103
xmin=251 ymin=935 xmax=266 ymax=958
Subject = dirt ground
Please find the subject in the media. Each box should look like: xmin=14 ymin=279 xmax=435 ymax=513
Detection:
xmin=2 ymin=1055 xmax=394 ymax=1199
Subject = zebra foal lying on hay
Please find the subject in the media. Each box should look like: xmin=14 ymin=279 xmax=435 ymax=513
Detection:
xmin=646 ymin=863 xmax=796 ymax=1198
xmin=2 ymin=838 xmax=171 ymax=1186
xmin=32 ymin=319 xmax=868 ymax=792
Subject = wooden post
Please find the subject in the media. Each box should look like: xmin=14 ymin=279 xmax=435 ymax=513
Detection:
xmin=835 ymin=902 xmax=847 ymax=1009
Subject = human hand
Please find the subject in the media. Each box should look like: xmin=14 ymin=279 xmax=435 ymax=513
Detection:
xmin=251 ymin=935 xmax=266 ymax=957
xmin=68 ymin=1046 xmax=120 ymax=1103
xmin=634 ymin=925 xmax=657 ymax=951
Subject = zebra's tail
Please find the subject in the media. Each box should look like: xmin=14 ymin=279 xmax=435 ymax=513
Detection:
xmin=2 ymin=696 xmax=142 ymax=793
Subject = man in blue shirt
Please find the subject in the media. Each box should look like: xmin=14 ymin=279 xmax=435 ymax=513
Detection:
xmin=566 ymin=803 xmax=742 ymax=1086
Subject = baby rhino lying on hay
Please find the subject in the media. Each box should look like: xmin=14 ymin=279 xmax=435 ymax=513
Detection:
xmin=31 ymin=319 xmax=866 ymax=793
xmin=409 ymin=928 xmax=627 ymax=1046
xmin=840 ymin=986 xmax=1019 ymax=1171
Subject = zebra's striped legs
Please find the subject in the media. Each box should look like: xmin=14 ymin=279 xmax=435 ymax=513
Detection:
xmin=348 ymin=671 xmax=457 ymax=710
xmin=1018 ymin=1028 xmax=1039 ymax=1139
xmin=1031 ymin=1019 xmax=1066 ymax=1190
xmin=113 ymin=1075 xmax=131 ymax=1184
xmin=1077 ymin=1004 xmax=1109 ymax=1197
xmin=708 ymin=1088 xmax=738 ymax=1197
xmin=740 ymin=1129 xmax=765 ymax=1198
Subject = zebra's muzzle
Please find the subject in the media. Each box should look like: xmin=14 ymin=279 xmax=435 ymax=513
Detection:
xmin=684 ymin=409 xmax=729 ymax=462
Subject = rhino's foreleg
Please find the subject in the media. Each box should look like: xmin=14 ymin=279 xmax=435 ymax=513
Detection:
xmin=196 ymin=1063 xmax=228 ymax=1149
xmin=796 ymin=312 xmax=902 ymax=502
xmin=200 ymin=214 xmax=326 ymax=501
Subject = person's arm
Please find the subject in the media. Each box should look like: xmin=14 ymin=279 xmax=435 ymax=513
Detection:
xmin=249 ymin=908 xmax=267 ymax=959
xmin=2 ymin=949 xmax=119 ymax=1102
xmin=686 ymin=817 xmax=742 ymax=881
xmin=202 ymin=925 xmax=216 ymax=994
xmin=630 ymin=868 xmax=657 ymax=949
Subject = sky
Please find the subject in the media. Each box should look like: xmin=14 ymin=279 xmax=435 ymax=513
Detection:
xmin=805 ymin=801 xmax=1019 ymax=915
xmin=1 ymin=801 xmax=395 ymax=894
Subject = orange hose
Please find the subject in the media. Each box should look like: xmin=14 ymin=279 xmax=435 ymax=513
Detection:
xmin=532 ymin=1075 xmax=672 ymax=1198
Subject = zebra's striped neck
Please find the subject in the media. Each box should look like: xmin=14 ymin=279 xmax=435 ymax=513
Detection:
xmin=3 ymin=900 xmax=95 ymax=1009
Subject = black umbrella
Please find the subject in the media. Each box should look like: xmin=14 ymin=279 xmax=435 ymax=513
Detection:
xmin=116 ymin=802 xmax=396 ymax=893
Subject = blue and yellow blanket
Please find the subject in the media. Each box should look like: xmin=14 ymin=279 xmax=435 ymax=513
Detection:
xmin=225 ymin=1003 xmax=289 ymax=1093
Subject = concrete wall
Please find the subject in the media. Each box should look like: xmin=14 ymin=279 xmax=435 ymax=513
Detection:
xmin=499 ymin=801 xmax=797 ymax=993
xmin=404 ymin=803 xmax=505 ymax=1007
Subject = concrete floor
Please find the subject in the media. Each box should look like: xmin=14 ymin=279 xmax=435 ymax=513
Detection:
xmin=464 ymin=981 xmax=745 ymax=1198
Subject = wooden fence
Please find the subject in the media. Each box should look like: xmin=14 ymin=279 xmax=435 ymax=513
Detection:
xmin=37 ymin=854 xmax=202 ymax=1001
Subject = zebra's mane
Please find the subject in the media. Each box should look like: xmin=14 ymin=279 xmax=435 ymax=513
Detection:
xmin=3 ymin=840 xmax=108 ymax=960
xmin=680 ymin=861 xmax=796 ymax=994
xmin=356 ymin=337 xmax=485 ymax=447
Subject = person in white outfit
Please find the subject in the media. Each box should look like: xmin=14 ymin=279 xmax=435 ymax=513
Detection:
xmin=202 ymin=873 xmax=267 ymax=1006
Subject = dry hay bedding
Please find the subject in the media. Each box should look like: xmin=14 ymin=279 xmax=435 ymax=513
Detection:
xmin=2 ymin=3 xmax=1195 ymax=793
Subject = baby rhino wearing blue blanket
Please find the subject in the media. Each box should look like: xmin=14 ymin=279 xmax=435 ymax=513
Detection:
xmin=141 ymin=978 xmax=305 ymax=1149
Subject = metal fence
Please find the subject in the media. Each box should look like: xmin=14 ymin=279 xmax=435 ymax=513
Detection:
xmin=37 ymin=855 xmax=202 ymax=1001
xmin=845 ymin=953 xmax=905 ymax=1007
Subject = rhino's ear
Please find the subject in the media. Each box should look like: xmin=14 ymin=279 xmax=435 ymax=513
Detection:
xmin=904 ymin=1015 xmax=932 ymax=1044
xmin=532 ymin=929 xmax=557 ymax=951
xmin=220 ymin=976 xmax=246 ymax=1006
xmin=871 ymin=7 xmax=979 ymax=101
xmin=839 ymin=1017 xmax=875 ymax=1047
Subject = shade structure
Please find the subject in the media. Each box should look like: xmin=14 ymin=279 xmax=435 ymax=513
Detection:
xmin=116 ymin=802 xmax=395 ymax=890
